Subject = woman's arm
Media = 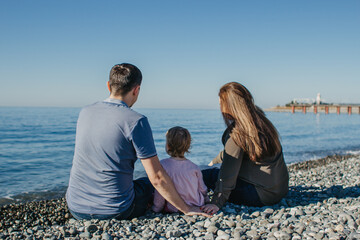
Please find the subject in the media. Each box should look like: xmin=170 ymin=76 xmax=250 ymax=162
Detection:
xmin=208 ymin=151 xmax=224 ymax=166
xmin=209 ymin=137 xmax=244 ymax=209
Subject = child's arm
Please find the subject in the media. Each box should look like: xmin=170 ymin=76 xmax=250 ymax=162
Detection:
xmin=152 ymin=189 xmax=166 ymax=212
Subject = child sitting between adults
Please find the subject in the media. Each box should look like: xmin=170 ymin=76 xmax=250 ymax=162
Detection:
xmin=152 ymin=126 xmax=209 ymax=213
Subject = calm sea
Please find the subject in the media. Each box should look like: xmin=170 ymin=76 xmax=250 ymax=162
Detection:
xmin=1 ymin=106 xmax=360 ymax=204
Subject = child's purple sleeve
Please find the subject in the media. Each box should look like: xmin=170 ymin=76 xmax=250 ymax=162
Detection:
xmin=152 ymin=189 xmax=165 ymax=212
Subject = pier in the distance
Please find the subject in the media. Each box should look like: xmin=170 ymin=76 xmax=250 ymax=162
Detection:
xmin=268 ymin=93 xmax=360 ymax=115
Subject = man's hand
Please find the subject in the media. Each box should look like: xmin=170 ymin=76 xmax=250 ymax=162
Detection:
xmin=184 ymin=206 xmax=212 ymax=218
xmin=200 ymin=204 xmax=220 ymax=215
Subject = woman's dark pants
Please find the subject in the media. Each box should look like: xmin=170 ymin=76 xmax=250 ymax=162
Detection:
xmin=202 ymin=168 xmax=264 ymax=207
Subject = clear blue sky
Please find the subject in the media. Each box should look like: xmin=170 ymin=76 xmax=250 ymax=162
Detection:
xmin=1 ymin=1 xmax=359 ymax=109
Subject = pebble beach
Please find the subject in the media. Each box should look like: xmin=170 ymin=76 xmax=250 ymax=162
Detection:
xmin=1 ymin=154 xmax=360 ymax=240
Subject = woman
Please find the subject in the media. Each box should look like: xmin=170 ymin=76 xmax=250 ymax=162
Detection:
xmin=201 ymin=82 xmax=289 ymax=215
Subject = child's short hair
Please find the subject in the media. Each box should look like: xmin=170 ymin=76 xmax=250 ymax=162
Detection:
xmin=166 ymin=126 xmax=191 ymax=158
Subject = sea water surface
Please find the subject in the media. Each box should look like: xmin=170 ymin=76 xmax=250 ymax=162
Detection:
xmin=1 ymin=106 xmax=360 ymax=204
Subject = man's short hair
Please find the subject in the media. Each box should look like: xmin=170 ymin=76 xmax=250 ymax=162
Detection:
xmin=109 ymin=63 xmax=142 ymax=96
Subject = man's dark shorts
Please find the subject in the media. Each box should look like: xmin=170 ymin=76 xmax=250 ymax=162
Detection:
xmin=69 ymin=177 xmax=154 ymax=220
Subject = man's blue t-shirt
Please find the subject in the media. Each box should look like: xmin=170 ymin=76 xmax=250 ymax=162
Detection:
xmin=66 ymin=98 xmax=157 ymax=215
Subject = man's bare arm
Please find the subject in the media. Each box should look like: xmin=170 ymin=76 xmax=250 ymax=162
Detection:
xmin=141 ymin=155 xmax=211 ymax=217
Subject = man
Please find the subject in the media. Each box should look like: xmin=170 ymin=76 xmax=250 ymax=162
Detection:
xmin=66 ymin=63 xmax=208 ymax=220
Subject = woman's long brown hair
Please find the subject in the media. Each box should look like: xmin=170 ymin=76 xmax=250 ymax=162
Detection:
xmin=219 ymin=82 xmax=281 ymax=162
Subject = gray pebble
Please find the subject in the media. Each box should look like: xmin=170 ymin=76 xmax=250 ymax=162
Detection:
xmin=204 ymin=232 xmax=215 ymax=240
xmin=84 ymin=220 xmax=92 ymax=227
xmin=79 ymin=231 xmax=91 ymax=238
xmin=207 ymin=225 xmax=218 ymax=234
xmin=68 ymin=227 xmax=77 ymax=235
xmin=69 ymin=218 xmax=77 ymax=224
xmin=246 ymin=230 xmax=258 ymax=238
xmin=215 ymin=234 xmax=230 ymax=240
xmin=250 ymin=211 xmax=260 ymax=218
xmin=101 ymin=233 xmax=111 ymax=240
xmin=225 ymin=220 xmax=235 ymax=228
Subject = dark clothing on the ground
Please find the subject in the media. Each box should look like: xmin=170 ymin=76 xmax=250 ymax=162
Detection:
xmin=202 ymin=168 xmax=263 ymax=207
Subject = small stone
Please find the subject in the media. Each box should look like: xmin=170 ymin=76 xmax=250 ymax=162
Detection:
xmin=207 ymin=225 xmax=218 ymax=234
xmin=295 ymin=225 xmax=305 ymax=234
xmin=291 ymin=234 xmax=301 ymax=240
xmin=101 ymin=233 xmax=111 ymax=240
xmin=250 ymin=211 xmax=260 ymax=218
xmin=210 ymin=215 xmax=219 ymax=222
xmin=166 ymin=230 xmax=182 ymax=238
xmin=272 ymin=212 xmax=283 ymax=220
xmin=348 ymin=232 xmax=360 ymax=240
xmin=246 ymin=230 xmax=258 ymax=238
xmin=68 ymin=227 xmax=77 ymax=235
xmin=79 ymin=231 xmax=91 ymax=238
xmin=84 ymin=221 xmax=92 ymax=227
xmin=183 ymin=215 xmax=196 ymax=223
xmin=315 ymin=232 xmax=324 ymax=239
xmin=204 ymin=219 xmax=212 ymax=228
xmin=225 ymin=220 xmax=235 ymax=228
xmin=259 ymin=219 xmax=269 ymax=226
xmin=69 ymin=218 xmax=77 ymax=224
xmin=335 ymin=224 xmax=344 ymax=232
xmin=215 ymin=234 xmax=230 ymax=240
xmin=193 ymin=230 xmax=202 ymax=237
xmin=204 ymin=232 xmax=215 ymax=240
xmin=195 ymin=221 xmax=205 ymax=227
xmin=328 ymin=233 xmax=340 ymax=240
xmin=87 ymin=224 xmax=98 ymax=233
xmin=279 ymin=231 xmax=291 ymax=240
xmin=264 ymin=208 xmax=274 ymax=215
xmin=295 ymin=209 xmax=305 ymax=216
xmin=268 ymin=223 xmax=280 ymax=230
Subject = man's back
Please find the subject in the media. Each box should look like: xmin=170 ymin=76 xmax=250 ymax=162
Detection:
xmin=66 ymin=98 xmax=156 ymax=215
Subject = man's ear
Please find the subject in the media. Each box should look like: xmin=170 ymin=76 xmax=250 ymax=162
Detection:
xmin=107 ymin=81 xmax=111 ymax=93
xmin=133 ymin=85 xmax=140 ymax=95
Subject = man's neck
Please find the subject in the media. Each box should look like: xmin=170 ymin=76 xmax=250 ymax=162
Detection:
xmin=109 ymin=95 xmax=133 ymax=107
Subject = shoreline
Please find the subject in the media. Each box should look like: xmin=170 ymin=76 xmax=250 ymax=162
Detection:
xmin=1 ymin=154 xmax=360 ymax=239
xmin=0 ymin=153 xmax=355 ymax=207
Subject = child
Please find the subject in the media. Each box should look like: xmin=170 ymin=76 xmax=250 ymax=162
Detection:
xmin=152 ymin=126 xmax=209 ymax=213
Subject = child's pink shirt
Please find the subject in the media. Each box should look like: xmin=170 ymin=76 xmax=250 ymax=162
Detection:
xmin=152 ymin=157 xmax=209 ymax=213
